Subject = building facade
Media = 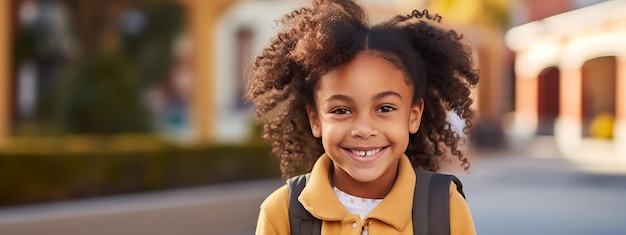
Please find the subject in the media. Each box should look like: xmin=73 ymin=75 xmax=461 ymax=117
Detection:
xmin=506 ymin=0 xmax=626 ymax=168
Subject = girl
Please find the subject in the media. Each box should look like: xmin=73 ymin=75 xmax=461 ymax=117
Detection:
xmin=246 ymin=0 xmax=478 ymax=234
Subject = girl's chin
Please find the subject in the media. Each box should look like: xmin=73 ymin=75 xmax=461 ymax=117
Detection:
xmin=345 ymin=169 xmax=384 ymax=183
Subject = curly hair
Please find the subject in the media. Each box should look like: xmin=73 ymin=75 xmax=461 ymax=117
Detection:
xmin=245 ymin=0 xmax=479 ymax=179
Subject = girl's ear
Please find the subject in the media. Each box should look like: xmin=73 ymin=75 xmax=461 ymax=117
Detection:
xmin=409 ymin=99 xmax=424 ymax=134
xmin=306 ymin=105 xmax=322 ymax=138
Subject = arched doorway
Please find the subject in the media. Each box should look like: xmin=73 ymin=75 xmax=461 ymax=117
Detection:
xmin=581 ymin=56 xmax=616 ymax=139
xmin=537 ymin=67 xmax=560 ymax=135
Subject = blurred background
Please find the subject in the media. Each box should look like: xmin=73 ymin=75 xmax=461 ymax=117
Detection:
xmin=0 ymin=0 xmax=625 ymax=234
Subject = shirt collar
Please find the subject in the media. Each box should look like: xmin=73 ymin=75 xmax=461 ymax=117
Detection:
xmin=299 ymin=154 xmax=416 ymax=230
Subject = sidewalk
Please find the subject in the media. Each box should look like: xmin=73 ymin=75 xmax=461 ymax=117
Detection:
xmin=0 ymin=179 xmax=284 ymax=235
xmin=461 ymin=139 xmax=626 ymax=235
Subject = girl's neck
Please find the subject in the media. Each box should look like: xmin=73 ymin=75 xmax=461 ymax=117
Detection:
xmin=330 ymin=163 xmax=399 ymax=199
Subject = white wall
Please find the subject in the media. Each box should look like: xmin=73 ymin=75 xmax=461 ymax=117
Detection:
xmin=212 ymin=0 xmax=303 ymax=143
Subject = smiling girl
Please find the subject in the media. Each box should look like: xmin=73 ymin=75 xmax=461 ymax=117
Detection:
xmin=246 ymin=0 xmax=479 ymax=234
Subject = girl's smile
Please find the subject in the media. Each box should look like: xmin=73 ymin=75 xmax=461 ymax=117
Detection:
xmin=343 ymin=146 xmax=388 ymax=165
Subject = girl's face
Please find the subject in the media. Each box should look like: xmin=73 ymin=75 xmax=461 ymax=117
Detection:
xmin=307 ymin=51 xmax=423 ymax=197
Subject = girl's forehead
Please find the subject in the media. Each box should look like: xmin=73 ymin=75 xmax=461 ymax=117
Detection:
xmin=320 ymin=51 xmax=412 ymax=86
xmin=315 ymin=52 xmax=414 ymax=99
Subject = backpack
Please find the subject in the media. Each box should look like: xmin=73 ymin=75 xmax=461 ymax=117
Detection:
xmin=287 ymin=168 xmax=465 ymax=235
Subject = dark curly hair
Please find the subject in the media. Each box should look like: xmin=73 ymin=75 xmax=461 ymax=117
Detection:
xmin=246 ymin=0 xmax=479 ymax=179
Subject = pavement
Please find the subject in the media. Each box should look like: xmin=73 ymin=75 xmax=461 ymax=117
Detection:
xmin=0 ymin=179 xmax=284 ymax=235
xmin=460 ymin=147 xmax=626 ymax=234
xmin=1 ymin=137 xmax=625 ymax=235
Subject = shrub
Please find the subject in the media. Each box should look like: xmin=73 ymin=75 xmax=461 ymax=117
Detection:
xmin=0 ymin=143 xmax=278 ymax=207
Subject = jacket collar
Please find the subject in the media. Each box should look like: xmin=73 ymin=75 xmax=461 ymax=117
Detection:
xmin=299 ymin=154 xmax=415 ymax=231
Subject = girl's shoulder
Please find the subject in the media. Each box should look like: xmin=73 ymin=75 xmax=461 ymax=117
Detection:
xmin=257 ymin=184 xmax=290 ymax=234
xmin=260 ymin=184 xmax=289 ymax=212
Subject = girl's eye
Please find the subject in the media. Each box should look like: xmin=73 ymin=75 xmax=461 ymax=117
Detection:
xmin=377 ymin=105 xmax=396 ymax=113
xmin=330 ymin=107 xmax=352 ymax=115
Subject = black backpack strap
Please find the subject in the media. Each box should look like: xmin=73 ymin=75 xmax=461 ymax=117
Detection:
xmin=413 ymin=168 xmax=466 ymax=235
xmin=428 ymin=173 xmax=454 ymax=235
xmin=287 ymin=173 xmax=322 ymax=235
xmin=413 ymin=169 xmax=434 ymax=234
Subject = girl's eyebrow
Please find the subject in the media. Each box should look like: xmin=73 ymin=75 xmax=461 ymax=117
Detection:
xmin=324 ymin=91 xmax=403 ymax=103
xmin=325 ymin=94 xmax=352 ymax=103
xmin=374 ymin=91 xmax=403 ymax=101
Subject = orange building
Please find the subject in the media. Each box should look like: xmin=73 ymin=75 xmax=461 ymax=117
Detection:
xmin=506 ymin=0 xmax=626 ymax=169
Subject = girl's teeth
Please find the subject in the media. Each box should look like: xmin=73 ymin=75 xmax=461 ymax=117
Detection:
xmin=351 ymin=148 xmax=380 ymax=157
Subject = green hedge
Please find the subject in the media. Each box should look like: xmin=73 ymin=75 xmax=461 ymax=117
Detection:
xmin=0 ymin=144 xmax=279 ymax=207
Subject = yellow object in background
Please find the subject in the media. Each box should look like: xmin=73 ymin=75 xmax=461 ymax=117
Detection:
xmin=589 ymin=112 xmax=614 ymax=139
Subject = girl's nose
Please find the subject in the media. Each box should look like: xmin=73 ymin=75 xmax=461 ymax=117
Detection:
xmin=350 ymin=115 xmax=379 ymax=138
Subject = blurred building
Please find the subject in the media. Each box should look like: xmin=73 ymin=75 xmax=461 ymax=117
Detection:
xmin=506 ymin=0 xmax=626 ymax=166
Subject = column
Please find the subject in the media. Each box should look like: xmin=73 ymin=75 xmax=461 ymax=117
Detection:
xmin=514 ymin=72 xmax=538 ymax=137
xmin=179 ymin=0 xmax=236 ymax=144
xmin=616 ymin=56 xmax=626 ymax=157
xmin=0 ymin=1 xmax=11 ymax=144
xmin=557 ymin=66 xmax=582 ymax=148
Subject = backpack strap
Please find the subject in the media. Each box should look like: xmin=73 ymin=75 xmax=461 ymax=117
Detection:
xmin=412 ymin=169 xmax=434 ymax=234
xmin=428 ymin=173 xmax=453 ymax=235
xmin=287 ymin=173 xmax=321 ymax=235
xmin=413 ymin=168 xmax=466 ymax=235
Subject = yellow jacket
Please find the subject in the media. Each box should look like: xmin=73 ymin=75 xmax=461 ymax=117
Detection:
xmin=256 ymin=154 xmax=476 ymax=235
